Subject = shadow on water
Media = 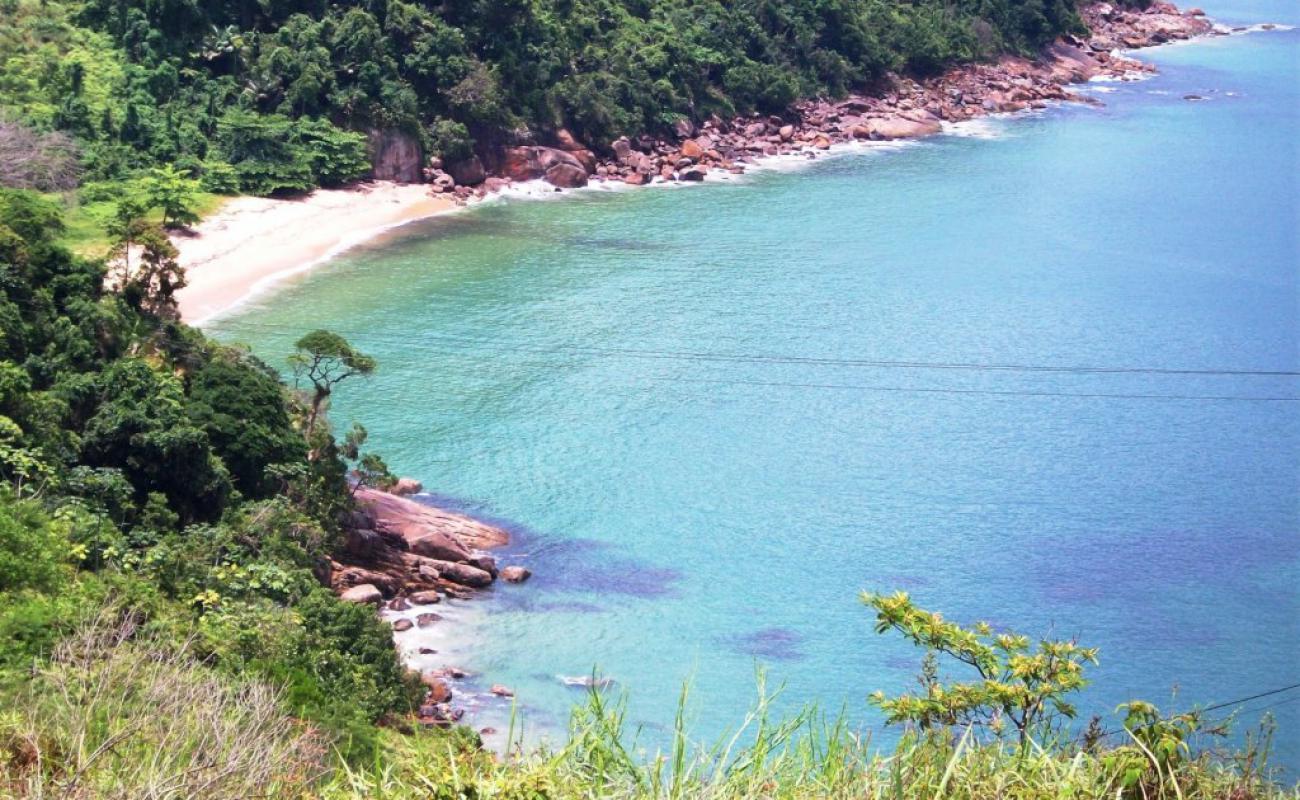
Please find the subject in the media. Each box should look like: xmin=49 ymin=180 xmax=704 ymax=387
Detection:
xmin=718 ymin=627 xmax=808 ymax=662
xmin=410 ymin=493 xmax=683 ymax=602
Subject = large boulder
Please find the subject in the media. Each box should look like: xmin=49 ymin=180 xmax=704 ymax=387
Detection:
xmin=331 ymin=563 xmax=401 ymax=595
xmin=859 ymin=117 xmax=943 ymax=140
xmin=544 ymin=162 xmax=589 ymax=188
xmin=568 ymin=149 xmax=598 ymax=174
xmin=355 ymin=487 xmax=509 ymax=552
xmin=423 ymin=676 xmax=453 ymax=702
xmin=367 ymin=129 xmax=422 ymax=182
xmin=340 ymin=583 xmax=383 ymax=605
xmin=501 ymin=146 xmax=591 ymax=188
xmin=1044 ymin=42 xmax=1101 ymax=82
xmin=468 ymin=555 xmax=498 ymax=577
xmin=407 ymin=530 xmax=472 ymax=563
xmin=427 ymin=560 xmax=495 ymax=588
xmin=445 ymin=156 xmax=486 ymax=186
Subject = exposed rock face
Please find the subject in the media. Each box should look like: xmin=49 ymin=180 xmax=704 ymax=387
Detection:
xmin=553 ymin=128 xmax=588 ymax=151
xmin=367 ymin=129 xmax=422 ymax=182
xmin=340 ymin=583 xmax=383 ymax=604
xmin=358 ymin=487 xmax=508 ymax=551
xmin=445 ymin=156 xmax=486 ymax=186
xmin=329 ymin=487 xmax=510 ymax=599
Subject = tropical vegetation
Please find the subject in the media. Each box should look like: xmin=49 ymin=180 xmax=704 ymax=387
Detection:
xmin=0 ymin=0 xmax=1293 ymax=796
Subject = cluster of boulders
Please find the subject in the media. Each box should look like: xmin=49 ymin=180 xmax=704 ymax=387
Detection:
xmin=572 ymin=2 xmax=1214 ymax=185
xmin=330 ymin=485 xmax=509 ymax=602
xmin=422 ymin=155 xmax=495 ymax=202
xmin=407 ymin=1 xmax=1217 ymax=204
xmin=330 ymin=483 xmax=534 ymax=728
xmin=1083 ymin=1 xmax=1214 ymax=49
xmin=331 ymin=483 xmax=536 ymax=602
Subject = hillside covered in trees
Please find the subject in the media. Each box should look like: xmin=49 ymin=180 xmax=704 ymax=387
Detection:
xmin=1 ymin=0 xmax=1095 ymax=194
xmin=1 ymin=0 xmax=1296 ymax=796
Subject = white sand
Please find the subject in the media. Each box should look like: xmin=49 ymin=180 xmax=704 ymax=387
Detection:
xmin=173 ymin=182 xmax=457 ymax=323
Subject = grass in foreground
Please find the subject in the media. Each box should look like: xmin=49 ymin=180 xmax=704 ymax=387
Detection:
xmin=2 ymin=621 xmax=1294 ymax=800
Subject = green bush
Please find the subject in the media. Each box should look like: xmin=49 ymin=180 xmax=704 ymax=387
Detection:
xmin=295 ymin=118 xmax=371 ymax=187
xmin=0 ymin=498 xmax=69 ymax=594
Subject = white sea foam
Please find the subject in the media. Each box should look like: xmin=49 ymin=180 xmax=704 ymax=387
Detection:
xmin=1223 ymin=22 xmax=1293 ymax=35
xmin=942 ymin=117 xmax=1011 ymax=139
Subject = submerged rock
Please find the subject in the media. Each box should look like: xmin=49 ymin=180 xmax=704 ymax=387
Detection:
xmin=501 ymin=566 xmax=532 ymax=584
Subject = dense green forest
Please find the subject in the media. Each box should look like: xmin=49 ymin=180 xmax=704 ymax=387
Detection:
xmin=2 ymin=0 xmax=1088 ymax=196
xmin=0 ymin=186 xmax=421 ymax=761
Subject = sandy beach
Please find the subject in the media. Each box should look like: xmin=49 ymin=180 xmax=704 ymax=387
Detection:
xmin=173 ymin=181 xmax=456 ymax=323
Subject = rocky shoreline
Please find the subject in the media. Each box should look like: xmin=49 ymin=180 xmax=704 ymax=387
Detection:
xmin=419 ymin=1 xmax=1220 ymax=200
xmin=329 ymin=0 xmax=1235 ymax=731
xmin=329 ymin=484 xmax=530 ymax=729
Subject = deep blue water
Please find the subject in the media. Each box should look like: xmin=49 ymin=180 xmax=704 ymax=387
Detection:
xmin=211 ymin=0 xmax=1300 ymax=771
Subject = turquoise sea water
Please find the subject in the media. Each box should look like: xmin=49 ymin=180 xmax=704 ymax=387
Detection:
xmin=211 ymin=1 xmax=1300 ymax=770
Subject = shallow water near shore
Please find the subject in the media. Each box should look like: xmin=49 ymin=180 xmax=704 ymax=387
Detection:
xmin=211 ymin=0 xmax=1299 ymax=770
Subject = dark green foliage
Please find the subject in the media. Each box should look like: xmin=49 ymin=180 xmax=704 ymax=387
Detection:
xmin=295 ymin=118 xmax=372 ymax=188
xmin=0 ymin=498 xmax=68 ymax=593
xmin=5 ymin=0 xmax=1085 ymax=194
xmin=0 ymin=199 xmax=420 ymax=756
xmin=209 ymin=111 xmax=369 ymax=195
xmin=79 ymin=358 xmax=232 ymax=523
xmin=187 ymin=352 xmax=305 ymax=499
xmin=214 ymin=111 xmax=316 ymax=196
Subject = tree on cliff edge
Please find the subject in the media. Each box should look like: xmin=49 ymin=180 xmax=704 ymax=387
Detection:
xmin=289 ymin=330 xmax=375 ymax=445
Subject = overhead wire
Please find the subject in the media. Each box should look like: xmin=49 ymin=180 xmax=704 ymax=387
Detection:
xmin=215 ymin=319 xmax=1300 ymax=378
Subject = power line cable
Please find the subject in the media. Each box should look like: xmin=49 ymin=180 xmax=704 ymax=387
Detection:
xmin=215 ymin=319 xmax=1300 ymax=379
xmin=1098 ymin=682 xmax=1300 ymax=740
xmin=646 ymin=375 xmax=1299 ymax=403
